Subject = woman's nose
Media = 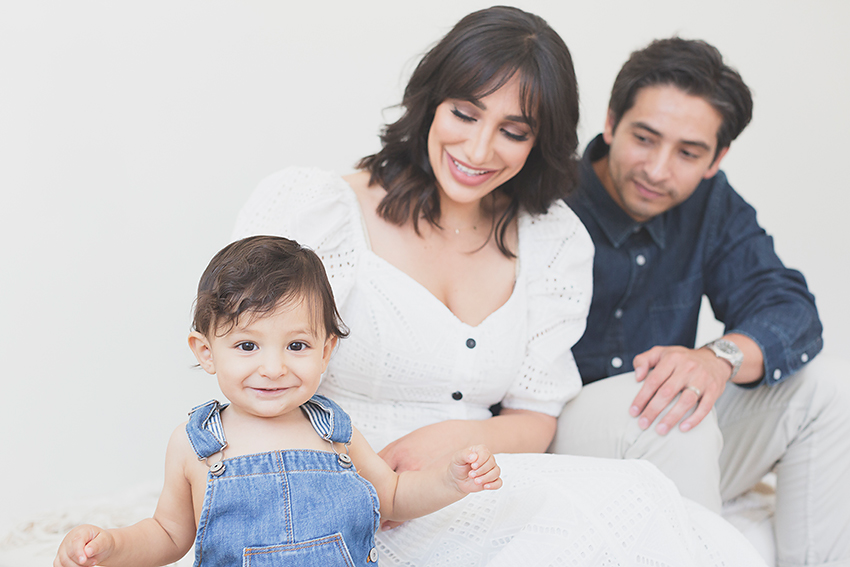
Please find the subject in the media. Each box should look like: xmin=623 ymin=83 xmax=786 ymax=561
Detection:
xmin=466 ymin=125 xmax=495 ymax=165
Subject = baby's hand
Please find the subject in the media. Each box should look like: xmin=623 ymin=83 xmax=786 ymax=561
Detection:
xmin=450 ymin=445 xmax=502 ymax=493
xmin=54 ymin=524 xmax=114 ymax=567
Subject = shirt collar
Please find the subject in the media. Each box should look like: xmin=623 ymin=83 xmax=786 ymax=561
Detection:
xmin=579 ymin=135 xmax=667 ymax=249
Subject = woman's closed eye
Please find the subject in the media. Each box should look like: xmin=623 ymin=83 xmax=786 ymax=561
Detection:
xmin=451 ymin=107 xmax=475 ymax=122
xmin=501 ymin=128 xmax=529 ymax=142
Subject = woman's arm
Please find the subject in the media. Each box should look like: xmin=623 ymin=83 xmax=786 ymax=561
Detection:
xmin=378 ymin=409 xmax=555 ymax=473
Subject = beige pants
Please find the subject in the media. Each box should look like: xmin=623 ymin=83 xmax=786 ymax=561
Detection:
xmin=550 ymin=355 xmax=850 ymax=567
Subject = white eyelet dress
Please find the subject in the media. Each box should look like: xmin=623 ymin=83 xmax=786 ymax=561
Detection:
xmin=232 ymin=168 xmax=766 ymax=567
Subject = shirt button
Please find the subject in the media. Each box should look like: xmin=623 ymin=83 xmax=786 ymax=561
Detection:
xmin=773 ymin=369 xmax=782 ymax=380
xmin=611 ymin=357 xmax=623 ymax=369
xmin=466 ymin=338 xmax=476 ymax=349
xmin=368 ymin=547 xmax=379 ymax=562
xmin=452 ymin=391 xmax=463 ymax=400
xmin=635 ymin=254 xmax=646 ymax=266
xmin=614 ymin=309 xmax=623 ymax=319
xmin=801 ymin=353 xmax=809 ymax=363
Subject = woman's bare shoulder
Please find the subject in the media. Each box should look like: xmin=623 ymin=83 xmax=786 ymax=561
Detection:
xmin=343 ymin=170 xmax=384 ymax=207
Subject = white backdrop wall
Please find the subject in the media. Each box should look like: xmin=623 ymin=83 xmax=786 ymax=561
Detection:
xmin=2 ymin=1 xmax=848 ymax=532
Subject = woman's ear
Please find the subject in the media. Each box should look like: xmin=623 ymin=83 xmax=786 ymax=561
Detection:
xmin=188 ymin=331 xmax=216 ymax=375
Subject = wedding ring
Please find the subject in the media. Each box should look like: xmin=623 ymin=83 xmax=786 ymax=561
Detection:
xmin=685 ymin=385 xmax=702 ymax=398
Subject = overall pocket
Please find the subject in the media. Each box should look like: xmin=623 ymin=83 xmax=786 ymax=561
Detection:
xmin=243 ymin=533 xmax=356 ymax=567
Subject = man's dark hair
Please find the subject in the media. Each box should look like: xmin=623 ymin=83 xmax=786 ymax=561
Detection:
xmin=193 ymin=235 xmax=348 ymax=340
xmin=608 ymin=37 xmax=753 ymax=159
xmin=358 ymin=5 xmax=580 ymax=257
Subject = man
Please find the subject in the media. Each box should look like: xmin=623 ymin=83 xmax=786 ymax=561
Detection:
xmin=551 ymin=38 xmax=850 ymax=566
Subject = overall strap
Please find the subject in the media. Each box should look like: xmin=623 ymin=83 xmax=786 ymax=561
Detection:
xmin=301 ymin=394 xmax=353 ymax=444
xmin=185 ymin=400 xmax=228 ymax=460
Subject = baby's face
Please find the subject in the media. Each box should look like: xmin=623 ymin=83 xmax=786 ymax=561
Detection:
xmin=193 ymin=300 xmax=336 ymax=421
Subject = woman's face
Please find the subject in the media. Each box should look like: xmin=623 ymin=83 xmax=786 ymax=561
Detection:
xmin=427 ymin=74 xmax=536 ymax=208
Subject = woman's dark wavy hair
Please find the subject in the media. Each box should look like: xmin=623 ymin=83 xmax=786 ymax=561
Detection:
xmin=608 ymin=37 xmax=753 ymax=161
xmin=193 ymin=235 xmax=348 ymax=340
xmin=357 ymin=6 xmax=579 ymax=257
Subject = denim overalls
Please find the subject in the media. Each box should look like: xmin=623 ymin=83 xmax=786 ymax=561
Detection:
xmin=185 ymin=394 xmax=381 ymax=566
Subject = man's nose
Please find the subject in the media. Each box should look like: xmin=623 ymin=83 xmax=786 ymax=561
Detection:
xmin=644 ymin=147 xmax=673 ymax=183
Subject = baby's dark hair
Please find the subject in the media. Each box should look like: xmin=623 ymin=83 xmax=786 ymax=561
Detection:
xmin=193 ymin=235 xmax=348 ymax=340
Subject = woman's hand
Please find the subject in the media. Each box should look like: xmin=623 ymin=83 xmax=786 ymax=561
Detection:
xmin=379 ymin=421 xmax=465 ymax=473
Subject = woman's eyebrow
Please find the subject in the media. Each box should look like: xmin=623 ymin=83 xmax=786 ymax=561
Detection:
xmin=465 ymin=98 xmax=534 ymax=127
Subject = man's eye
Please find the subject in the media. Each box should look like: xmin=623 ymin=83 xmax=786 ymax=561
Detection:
xmin=288 ymin=341 xmax=307 ymax=352
xmin=237 ymin=342 xmax=257 ymax=352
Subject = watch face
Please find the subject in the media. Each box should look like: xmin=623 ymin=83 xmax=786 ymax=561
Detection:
xmin=710 ymin=340 xmax=743 ymax=363
xmin=707 ymin=339 xmax=742 ymax=380
xmin=715 ymin=342 xmax=736 ymax=355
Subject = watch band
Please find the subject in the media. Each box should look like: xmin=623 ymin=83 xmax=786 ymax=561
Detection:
xmin=703 ymin=338 xmax=743 ymax=380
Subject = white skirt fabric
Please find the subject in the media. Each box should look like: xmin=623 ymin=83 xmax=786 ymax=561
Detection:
xmin=376 ymin=453 xmax=766 ymax=567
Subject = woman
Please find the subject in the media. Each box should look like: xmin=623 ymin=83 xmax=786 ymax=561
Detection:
xmin=233 ymin=7 xmax=765 ymax=566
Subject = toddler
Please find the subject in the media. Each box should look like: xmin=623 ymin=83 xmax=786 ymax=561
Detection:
xmin=54 ymin=235 xmax=501 ymax=567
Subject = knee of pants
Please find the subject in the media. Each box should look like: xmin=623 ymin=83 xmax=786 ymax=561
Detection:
xmin=549 ymin=372 xmax=723 ymax=464
xmin=796 ymin=355 xmax=850 ymax=443
xmin=549 ymin=372 xmax=641 ymax=457
xmin=718 ymin=354 xmax=847 ymax=419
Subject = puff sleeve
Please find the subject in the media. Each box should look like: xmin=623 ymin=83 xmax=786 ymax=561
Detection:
xmin=500 ymin=201 xmax=595 ymax=415
xmin=232 ymin=167 xmax=365 ymax=307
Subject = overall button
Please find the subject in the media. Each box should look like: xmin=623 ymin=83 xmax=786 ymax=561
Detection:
xmin=452 ymin=391 xmax=463 ymax=400
xmin=337 ymin=453 xmax=352 ymax=468
xmin=611 ymin=357 xmax=623 ymax=369
xmin=368 ymin=547 xmax=379 ymax=562
xmin=635 ymin=254 xmax=646 ymax=266
xmin=466 ymin=338 xmax=476 ymax=349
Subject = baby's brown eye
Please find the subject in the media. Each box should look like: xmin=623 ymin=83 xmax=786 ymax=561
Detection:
xmin=238 ymin=342 xmax=257 ymax=352
xmin=289 ymin=341 xmax=306 ymax=351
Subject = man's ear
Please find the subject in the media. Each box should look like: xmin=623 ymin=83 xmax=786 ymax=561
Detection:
xmin=188 ymin=331 xmax=216 ymax=375
xmin=320 ymin=335 xmax=338 ymax=373
xmin=602 ymin=108 xmax=617 ymax=145
xmin=704 ymin=146 xmax=730 ymax=179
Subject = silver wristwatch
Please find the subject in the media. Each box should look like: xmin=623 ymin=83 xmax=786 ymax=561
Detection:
xmin=703 ymin=339 xmax=743 ymax=380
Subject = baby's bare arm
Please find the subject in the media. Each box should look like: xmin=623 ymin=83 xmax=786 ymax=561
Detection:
xmin=54 ymin=425 xmax=197 ymax=567
xmin=350 ymin=428 xmax=501 ymax=522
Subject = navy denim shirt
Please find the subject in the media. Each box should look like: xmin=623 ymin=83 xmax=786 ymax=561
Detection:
xmin=568 ymin=135 xmax=822 ymax=387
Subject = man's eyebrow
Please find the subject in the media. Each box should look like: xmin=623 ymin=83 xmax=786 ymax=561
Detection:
xmin=632 ymin=121 xmax=712 ymax=151
xmin=465 ymin=98 xmax=535 ymax=127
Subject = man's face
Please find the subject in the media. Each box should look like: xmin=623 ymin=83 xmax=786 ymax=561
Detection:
xmin=595 ymin=85 xmax=729 ymax=222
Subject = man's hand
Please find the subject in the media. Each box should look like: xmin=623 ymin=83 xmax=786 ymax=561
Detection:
xmin=630 ymin=345 xmax=733 ymax=435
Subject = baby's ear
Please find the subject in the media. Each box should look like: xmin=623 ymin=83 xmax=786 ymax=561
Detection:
xmin=188 ymin=331 xmax=216 ymax=374
xmin=320 ymin=335 xmax=338 ymax=371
